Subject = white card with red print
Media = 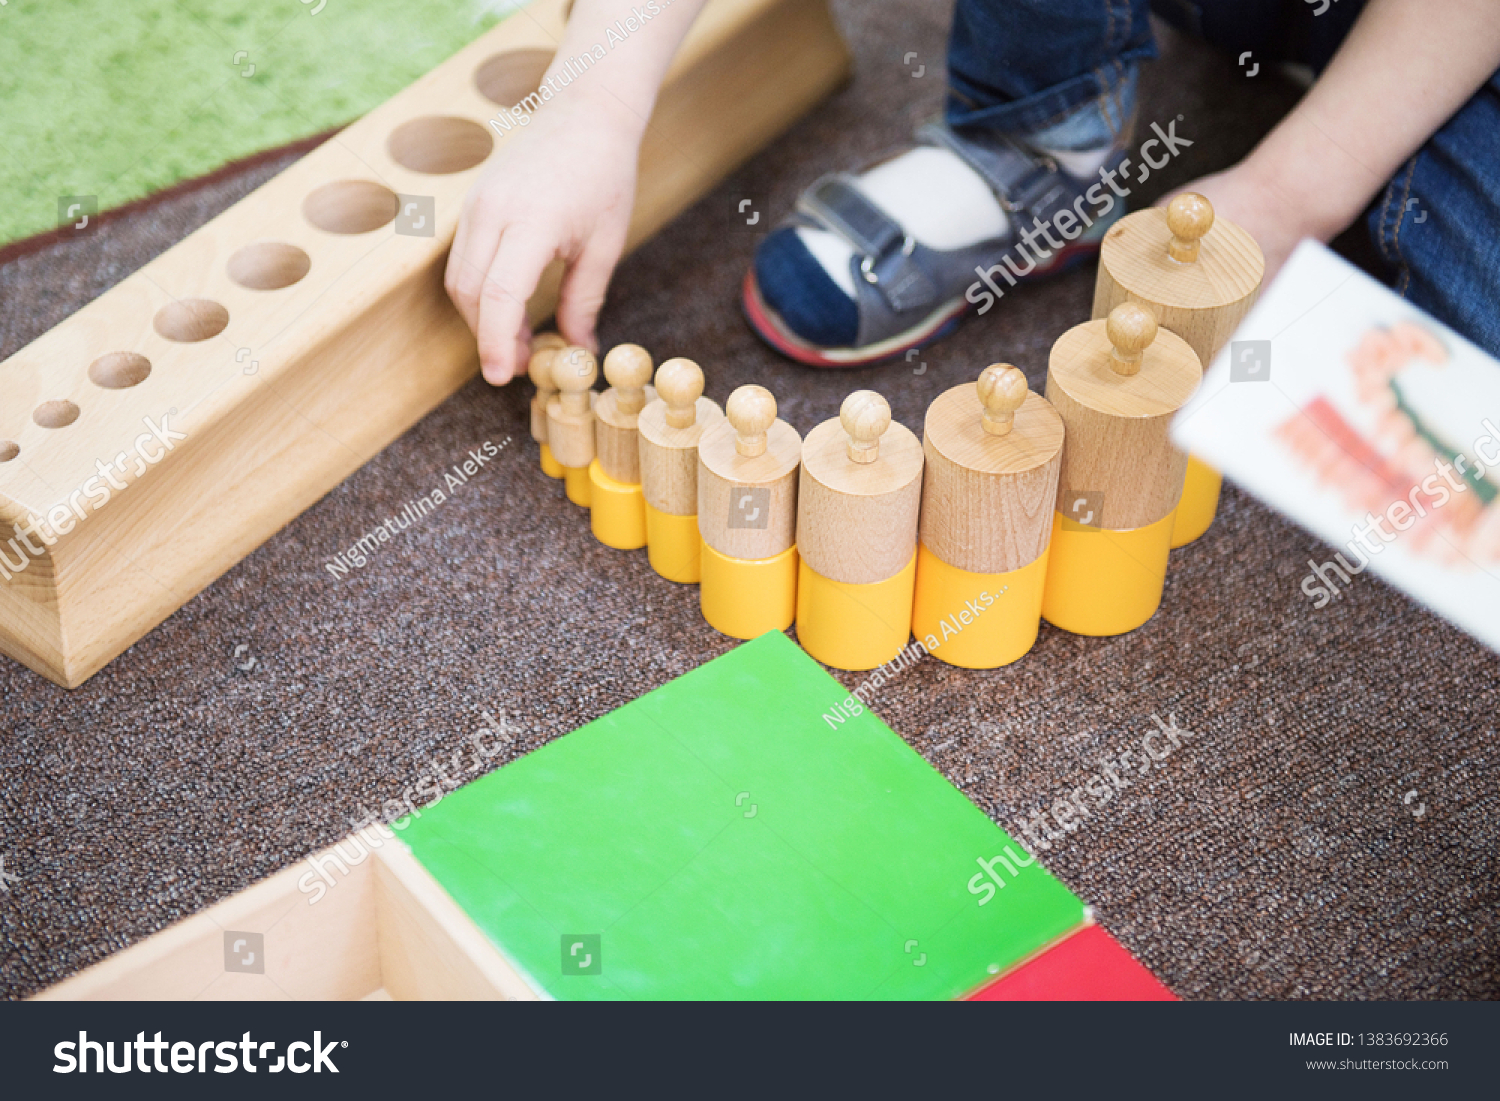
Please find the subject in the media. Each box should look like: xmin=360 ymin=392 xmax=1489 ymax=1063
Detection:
xmin=1172 ymin=240 xmax=1500 ymax=652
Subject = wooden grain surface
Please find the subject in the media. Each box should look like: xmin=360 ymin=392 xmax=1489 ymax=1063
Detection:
xmin=920 ymin=386 xmax=1064 ymax=573
xmin=698 ymin=416 xmax=801 ymax=559
xmin=1045 ymin=319 xmax=1200 ymax=530
xmin=796 ymin=414 xmax=923 ymax=584
xmin=639 ymin=395 xmax=723 ymax=515
xmin=1094 ymin=204 xmax=1264 ymax=368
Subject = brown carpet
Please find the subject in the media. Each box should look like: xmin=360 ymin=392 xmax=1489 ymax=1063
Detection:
xmin=2 ymin=2 xmax=1496 ymax=1001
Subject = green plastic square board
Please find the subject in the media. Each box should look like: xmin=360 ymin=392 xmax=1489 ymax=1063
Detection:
xmin=399 ymin=631 xmax=1084 ymax=999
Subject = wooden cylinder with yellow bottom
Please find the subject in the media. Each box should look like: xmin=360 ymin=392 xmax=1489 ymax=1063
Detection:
xmin=697 ymin=385 xmax=801 ymax=638
xmin=589 ymin=461 xmax=647 ymax=549
xmin=796 ymin=391 xmax=923 ymax=671
xmin=1172 ymin=455 xmax=1222 ymax=546
xmin=1040 ymin=511 xmax=1175 ymax=635
xmin=588 ymin=344 xmax=656 ymax=550
xmin=546 ymin=345 xmax=598 ymax=507
xmin=701 ymin=542 xmax=798 ymax=636
xmin=913 ymin=365 xmax=1064 ymax=668
xmin=638 ymin=358 xmax=723 ymax=582
xmin=1093 ymin=192 xmax=1264 ymax=547
xmin=527 ymin=333 xmax=568 ymax=479
xmin=1043 ymin=304 xmax=1201 ymax=635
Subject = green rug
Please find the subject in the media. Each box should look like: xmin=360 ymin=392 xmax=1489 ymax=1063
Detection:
xmin=0 ymin=0 xmax=516 ymax=249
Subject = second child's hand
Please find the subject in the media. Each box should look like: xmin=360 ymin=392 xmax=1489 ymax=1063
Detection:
xmin=1167 ymin=0 xmax=1500 ymax=287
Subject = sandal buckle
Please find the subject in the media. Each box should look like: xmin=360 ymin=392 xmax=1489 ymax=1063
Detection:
xmin=861 ymin=235 xmax=915 ymax=284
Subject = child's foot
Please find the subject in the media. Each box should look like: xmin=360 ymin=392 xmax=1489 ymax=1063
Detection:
xmin=743 ymin=121 xmax=1126 ymax=366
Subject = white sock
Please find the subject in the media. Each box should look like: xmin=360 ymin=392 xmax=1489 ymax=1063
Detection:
xmin=796 ymin=146 xmax=1005 ymax=297
xmin=794 ymin=140 xmax=1110 ymax=299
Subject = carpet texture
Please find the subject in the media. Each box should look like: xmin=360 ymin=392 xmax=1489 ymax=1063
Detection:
xmin=1 ymin=1 xmax=1496 ymax=1001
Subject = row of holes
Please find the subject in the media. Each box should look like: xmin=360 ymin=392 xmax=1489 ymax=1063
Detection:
xmin=0 ymin=50 xmax=558 ymax=464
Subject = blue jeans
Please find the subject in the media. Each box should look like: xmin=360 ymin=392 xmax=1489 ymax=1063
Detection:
xmin=946 ymin=0 xmax=1500 ymax=360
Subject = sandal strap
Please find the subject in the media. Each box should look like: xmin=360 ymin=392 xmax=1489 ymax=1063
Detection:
xmin=797 ymin=173 xmax=905 ymax=261
xmin=916 ymin=120 xmax=1081 ymax=228
xmin=795 ymin=175 xmax=943 ymax=312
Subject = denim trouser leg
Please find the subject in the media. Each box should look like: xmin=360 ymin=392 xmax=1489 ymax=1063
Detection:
xmin=1371 ymin=77 xmax=1500 ymax=360
xmin=945 ymin=0 xmax=1157 ymax=147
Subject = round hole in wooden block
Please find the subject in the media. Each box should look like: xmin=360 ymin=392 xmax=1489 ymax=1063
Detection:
xmin=302 ymin=180 xmax=399 ymax=235
xmin=34 ymin=400 xmax=81 ymax=429
xmin=474 ymin=49 xmax=555 ymax=107
xmin=227 ymin=242 xmax=311 ymax=290
xmin=153 ymin=298 xmax=230 ymax=342
xmin=388 ymin=116 xmax=494 ymax=174
xmin=0 ymin=441 xmax=18 ymax=462
xmin=88 ymin=351 xmax=153 ymax=389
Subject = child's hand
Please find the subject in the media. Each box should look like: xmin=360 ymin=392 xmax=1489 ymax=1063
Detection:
xmin=1170 ymin=0 xmax=1500 ymax=291
xmin=445 ymin=102 xmax=639 ymax=385
xmin=1163 ymin=165 xmax=1314 ymax=287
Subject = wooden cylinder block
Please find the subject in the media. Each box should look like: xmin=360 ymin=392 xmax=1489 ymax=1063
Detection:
xmin=698 ymin=385 xmax=801 ymax=561
xmin=1045 ymin=304 xmax=1200 ymax=530
xmin=1093 ymin=192 xmax=1265 ymax=368
xmin=921 ymin=366 xmax=1065 ymax=575
xmin=527 ymin=339 xmax=564 ymax=443
xmin=638 ymin=358 xmax=723 ymax=516
xmin=594 ymin=344 xmax=655 ymax=484
xmin=545 ymin=346 xmax=597 ymax=469
xmin=797 ymin=391 xmax=923 ymax=585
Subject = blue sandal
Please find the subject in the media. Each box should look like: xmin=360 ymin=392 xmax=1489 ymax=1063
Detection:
xmin=743 ymin=120 xmax=1124 ymax=367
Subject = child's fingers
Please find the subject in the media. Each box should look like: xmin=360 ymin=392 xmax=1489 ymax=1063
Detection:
xmin=555 ymin=218 xmax=628 ymax=351
xmin=445 ymin=202 xmax=506 ymax=336
xmin=477 ymin=224 xmax=559 ymax=385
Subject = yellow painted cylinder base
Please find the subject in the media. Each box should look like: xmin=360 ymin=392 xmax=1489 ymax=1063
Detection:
xmin=796 ymin=553 xmax=917 ymax=672
xmin=539 ymin=442 xmax=564 ymax=479
xmin=1170 ymin=454 xmax=1222 ymax=548
xmin=646 ymin=504 xmax=702 ymax=583
xmin=588 ymin=460 xmax=647 ymax=550
xmin=563 ymin=464 xmax=591 ymax=507
xmin=912 ymin=543 xmax=1050 ymax=669
xmin=700 ymin=542 xmax=798 ymax=640
xmin=1042 ymin=511 xmax=1175 ymax=636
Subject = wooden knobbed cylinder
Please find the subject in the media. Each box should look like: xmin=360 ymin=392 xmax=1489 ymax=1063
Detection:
xmin=798 ymin=390 xmax=923 ymax=585
xmin=1093 ymin=191 xmax=1265 ymax=368
xmin=594 ymin=343 xmax=656 ymax=483
xmin=638 ymin=358 xmax=723 ymax=516
xmin=545 ymin=345 xmax=598 ymax=469
xmin=698 ymin=384 xmax=801 ymax=560
xmin=527 ymin=336 xmax=566 ymax=443
xmin=920 ymin=365 xmax=1065 ymax=574
xmin=1045 ymin=303 xmax=1201 ymax=530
